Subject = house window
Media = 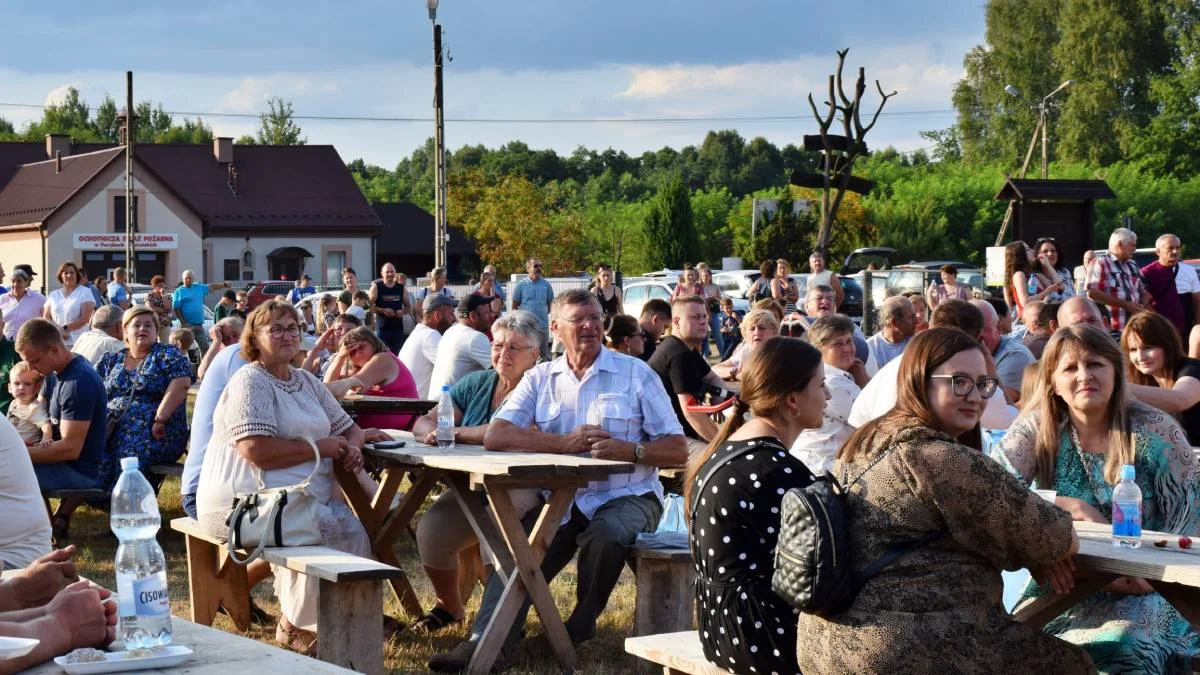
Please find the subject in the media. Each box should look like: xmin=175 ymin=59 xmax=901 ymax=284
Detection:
xmin=114 ymin=196 xmax=139 ymax=233
xmin=326 ymin=251 xmax=346 ymax=284
xmin=223 ymin=259 xmax=240 ymax=281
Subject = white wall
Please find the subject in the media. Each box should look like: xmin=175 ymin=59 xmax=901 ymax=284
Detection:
xmin=207 ymin=235 xmax=373 ymax=284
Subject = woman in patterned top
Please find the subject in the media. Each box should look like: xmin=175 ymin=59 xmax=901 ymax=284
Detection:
xmin=994 ymin=324 xmax=1200 ymax=673
xmin=685 ymin=336 xmax=825 ymax=675
xmin=798 ymin=328 xmax=1092 ymax=673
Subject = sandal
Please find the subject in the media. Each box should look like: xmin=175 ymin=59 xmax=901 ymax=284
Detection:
xmin=275 ymin=621 xmax=318 ymax=657
xmin=411 ymin=606 xmax=462 ymax=634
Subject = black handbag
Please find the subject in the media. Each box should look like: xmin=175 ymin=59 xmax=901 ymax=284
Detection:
xmin=771 ymin=449 xmax=946 ymax=616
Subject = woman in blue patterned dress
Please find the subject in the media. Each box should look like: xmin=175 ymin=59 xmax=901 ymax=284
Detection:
xmin=994 ymin=324 xmax=1200 ymax=673
xmin=95 ymin=307 xmax=191 ymax=494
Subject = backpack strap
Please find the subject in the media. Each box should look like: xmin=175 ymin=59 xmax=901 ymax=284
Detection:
xmin=859 ymin=528 xmax=947 ymax=580
xmin=687 ymin=441 xmax=765 ymax=530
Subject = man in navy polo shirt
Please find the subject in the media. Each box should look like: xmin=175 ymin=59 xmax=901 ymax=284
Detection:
xmin=15 ymin=319 xmax=107 ymax=538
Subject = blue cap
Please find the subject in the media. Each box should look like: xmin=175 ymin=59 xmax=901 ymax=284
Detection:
xmin=1120 ymin=464 xmax=1136 ymax=481
xmin=442 ymin=385 xmax=451 ymax=392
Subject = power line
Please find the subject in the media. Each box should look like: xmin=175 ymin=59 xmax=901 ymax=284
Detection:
xmin=0 ymin=101 xmax=957 ymax=125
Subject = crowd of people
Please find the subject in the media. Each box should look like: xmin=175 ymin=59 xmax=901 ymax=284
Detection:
xmin=4 ymin=226 xmax=1200 ymax=673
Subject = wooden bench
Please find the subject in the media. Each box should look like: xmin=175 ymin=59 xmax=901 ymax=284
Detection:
xmin=627 ymin=546 xmax=695 ymax=637
xmin=170 ymin=516 xmax=401 ymax=673
xmin=626 ymin=631 xmax=732 ymax=675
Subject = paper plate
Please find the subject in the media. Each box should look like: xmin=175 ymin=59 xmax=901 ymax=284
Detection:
xmin=54 ymin=645 xmax=193 ymax=674
xmin=0 ymin=636 xmax=38 ymax=659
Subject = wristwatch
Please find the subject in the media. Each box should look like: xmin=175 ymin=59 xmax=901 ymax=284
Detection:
xmin=633 ymin=442 xmax=646 ymax=463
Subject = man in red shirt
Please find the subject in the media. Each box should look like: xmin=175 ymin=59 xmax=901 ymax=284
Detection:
xmin=1140 ymin=233 xmax=1187 ymax=337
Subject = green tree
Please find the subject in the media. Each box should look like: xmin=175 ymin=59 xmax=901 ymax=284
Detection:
xmin=690 ymin=188 xmax=736 ymax=263
xmin=642 ymin=173 xmax=697 ymax=269
xmin=0 ymin=117 xmax=14 ymax=140
xmin=256 ymin=97 xmax=306 ymax=145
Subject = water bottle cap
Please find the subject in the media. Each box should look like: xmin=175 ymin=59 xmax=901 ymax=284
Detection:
xmin=1120 ymin=464 xmax=1135 ymax=481
xmin=120 ymin=457 xmax=139 ymax=471
xmin=442 ymin=385 xmax=451 ymax=392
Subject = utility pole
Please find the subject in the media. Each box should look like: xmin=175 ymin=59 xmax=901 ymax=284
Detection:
xmin=429 ymin=1 xmax=448 ymax=271
xmin=124 ymin=71 xmax=137 ymax=282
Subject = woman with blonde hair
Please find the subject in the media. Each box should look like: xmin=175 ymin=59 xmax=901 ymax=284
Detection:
xmin=994 ymin=324 xmax=1200 ymax=672
xmin=686 ymin=337 xmax=825 ymax=675
xmin=798 ymin=328 xmax=1090 ymax=673
xmin=711 ymin=308 xmax=780 ymax=381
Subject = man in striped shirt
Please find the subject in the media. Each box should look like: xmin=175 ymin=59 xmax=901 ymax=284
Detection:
xmin=1086 ymin=227 xmax=1151 ymax=334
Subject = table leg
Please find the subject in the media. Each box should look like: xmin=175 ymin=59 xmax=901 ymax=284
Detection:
xmin=1149 ymin=580 xmax=1200 ymax=632
xmin=469 ymin=484 xmax=577 ymax=675
xmin=445 ymin=472 xmax=515 ymax=585
xmin=1013 ymin=576 xmax=1110 ymax=628
xmin=318 ymin=579 xmax=384 ymax=674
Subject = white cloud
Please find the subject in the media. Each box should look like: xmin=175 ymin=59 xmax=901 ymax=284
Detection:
xmin=43 ymin=83 xmax=80 ymax=107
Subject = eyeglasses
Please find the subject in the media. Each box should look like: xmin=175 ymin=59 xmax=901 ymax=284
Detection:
xmin=260 ymin=325 xmax=302 ymax=339
xmin=492 ymin=342 xmax=534 ymax=355
xmin=929 ymin=374 xmax=1000 ymax=399
xmin=561 ymin=314 xmax=603 ymax=326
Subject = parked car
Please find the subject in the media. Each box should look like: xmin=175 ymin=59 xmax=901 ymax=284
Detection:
xmin=882 ymin=263 xmax=985 ymax=305
xmin=841 ymin=247 xmax=896 ymax=274
xmin=245 ymin=281 xmax=299 ymax=309
xmin=622 ymin=279 xmax=676 ymax=322
xmin=712 ymin=270 xmax=761 ymax=302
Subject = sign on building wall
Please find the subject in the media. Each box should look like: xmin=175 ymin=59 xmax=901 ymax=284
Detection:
xmin=73 ymin=233 xmax=179 ymax=250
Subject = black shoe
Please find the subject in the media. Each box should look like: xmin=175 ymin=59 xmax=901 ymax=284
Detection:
xmin=217 ymin=600 xmax=274 ymax=626
xmin=428 ymin=638 xmax=509 ymax=673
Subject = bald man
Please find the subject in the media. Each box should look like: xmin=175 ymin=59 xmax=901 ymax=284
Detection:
xmin=1056 ymin=296 xmax=1106 ymax=332
xmin=972 ymin=299 xmax=1034 ymax=404
xmin=1141 ymin=233 xmax=1192 ymax=337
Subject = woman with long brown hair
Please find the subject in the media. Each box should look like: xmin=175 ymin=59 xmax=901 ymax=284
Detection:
xmin=1122 ymin=311 xmax=1200 ymax=445
xmin=685 ymin=337 xmax=825 ymax=675
xmin=995 ymin=324 xmax=1200 ymax=672
xmin=1005 ymin=240 xmax=1064 ymax=319
xmin=798 ymin=328 xmax=1090 ymax=673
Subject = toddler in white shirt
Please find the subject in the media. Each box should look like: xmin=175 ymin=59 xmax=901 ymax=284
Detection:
xmin=7 ymin=361 xmax=52 ymax=447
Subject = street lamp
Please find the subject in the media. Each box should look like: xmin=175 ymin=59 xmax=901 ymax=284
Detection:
xmin=428 ymin=0 xmax=448 ymax=270
xmin=1005 ymin=80 xmax=1074 ymax=179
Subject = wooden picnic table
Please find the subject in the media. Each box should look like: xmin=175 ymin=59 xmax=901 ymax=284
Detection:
xmin=1015 ymin=521 xmax=1200 ymax=630
xmin=19 ymin=615 xmax=356 ymax=673
xmin=334 ymin=430 xmax=636 ymax=675
xmin=338 ymin=395 xmax=435 ymax=417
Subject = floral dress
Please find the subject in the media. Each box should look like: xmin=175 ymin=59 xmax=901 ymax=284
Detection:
xmin=994 ymin=402 xmax=1200 ymax=674
xmin=94 ymin=343 xmax=191 ymax=494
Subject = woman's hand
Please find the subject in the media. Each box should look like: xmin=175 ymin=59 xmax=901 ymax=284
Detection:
xmin=315 ymin=326 xmax=337 ymax=351
xmin=151 ymin=419 xmax=166 ymax=441
xmin=316 ymin=436 xmax=350 ymax=460
xmin=1103 ymin=576 xmax=1155 ymax=596
xmin=1056 ymin=496 xmax=1109 ymax=524
xmin=340 ymin=444 xmax=364 ymax=473
xmin=361 ymin=428 xmax=391 ymax=443
xmin=1031 ymin=557 xmax=1076 ymax=595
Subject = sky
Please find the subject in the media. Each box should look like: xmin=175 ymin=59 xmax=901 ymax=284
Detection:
xmin=0 ymin=1 xmax=986 ymax=167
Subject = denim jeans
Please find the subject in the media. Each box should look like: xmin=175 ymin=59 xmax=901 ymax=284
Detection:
xmin=708 ymin=312 xmax=725 ymax=357
xmin=33 ymin=462 xmax=100 ymax=491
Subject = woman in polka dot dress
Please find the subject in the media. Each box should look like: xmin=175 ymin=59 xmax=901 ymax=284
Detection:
xmin=684 ymin=337 xmax=826 ymax=675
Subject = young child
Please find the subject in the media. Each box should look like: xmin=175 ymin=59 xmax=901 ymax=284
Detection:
xmin=7 ymin=362 xmax=52 ymax=447
xmin=347 ymin=290 xmax=373 ymax=328
xmin=718 ymin=297 xmax=744 ymax=360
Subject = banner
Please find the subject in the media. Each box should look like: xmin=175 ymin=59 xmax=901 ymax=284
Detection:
xmin=73 ymin=233 xmax=178 ymax=250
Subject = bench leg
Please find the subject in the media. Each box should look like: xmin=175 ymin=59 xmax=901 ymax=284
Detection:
xmin=183 ymin=535 xmax=251 ymax=631
xmin=318 ymin=579 xmax=384 ymax=674
xmin=632 ymin=558 xmax=696 ymax=637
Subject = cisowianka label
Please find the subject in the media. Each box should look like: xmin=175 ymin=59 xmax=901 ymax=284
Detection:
xmin=132 ymin=574 xmax=170 ymax=616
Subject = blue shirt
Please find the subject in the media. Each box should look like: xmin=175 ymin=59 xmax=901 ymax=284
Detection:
xmin=84 ymin=283 xmax=103 ymax=307
xmin=107 ymin=282 xmax=129 ymax=306
xmin=182 ymin=345 xmax=248 ymax=496
xmin=172 ymin=283 xmax=210 ymax=324
xmin=49 ymin=355 xmax=107 ymax=476
xmin=513 ymin=277 xmax=554 ymax=328
xmin=288 ymin=286 xmax=316 ymax=304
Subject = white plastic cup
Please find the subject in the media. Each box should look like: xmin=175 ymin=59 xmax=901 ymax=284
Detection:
xmin=1033 ymin=489 xmax=1057 ymax=504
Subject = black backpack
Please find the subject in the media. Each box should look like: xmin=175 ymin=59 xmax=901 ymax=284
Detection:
xmin=770 ymin=451 xmax=946 ymax=617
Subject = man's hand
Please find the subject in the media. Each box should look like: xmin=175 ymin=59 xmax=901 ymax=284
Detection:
xmin=14 ymin=546 xmax=79 ymax=607
xmin=209 ymin=324 xmax=222 ymax=345
xmin=590 ymin=436 xmax=634 ymax=462
xmin=562 ymin=424 xmax=606 ymax=454
xmin=46 ymin=581 xmax=115 ymax=650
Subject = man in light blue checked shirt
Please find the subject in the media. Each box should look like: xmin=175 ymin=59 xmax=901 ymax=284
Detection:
xmin=429 ymin=288 xmax=686 ymax=672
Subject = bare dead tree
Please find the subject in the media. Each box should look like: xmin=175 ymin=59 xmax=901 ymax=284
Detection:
xmin=806 ymin=49 xmax=896 ymax=254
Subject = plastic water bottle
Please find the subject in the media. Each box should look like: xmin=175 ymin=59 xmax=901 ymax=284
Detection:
xmin=1028 ymin=274 xmax=1040 ymax=296
xmin=111 ymin=457 xmax=172 ymax=648
xmin=436 ymin=385 xmax=455 ymax=448
xmin=1112 ymin=464 xmax=1143 ymax=549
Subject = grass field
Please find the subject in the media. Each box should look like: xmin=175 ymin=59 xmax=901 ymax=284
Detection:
xmin=56 ymin=475 xmax=646 ymax=674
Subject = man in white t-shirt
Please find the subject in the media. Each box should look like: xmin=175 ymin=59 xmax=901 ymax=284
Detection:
xmin=0 ymin=414 xmax=52 ymax=568
xmin=428 ymin=294 xmax=496 ymax=395
xmin=1174 ymin=253 xmax=1200 ymax=332
xmin=70 ymin=306 xmax=124 ymax=366
xmin=850 ymin=298 xmax=1018 ymax=430
xmin=399 ymin=294 xmax=456 ymax=398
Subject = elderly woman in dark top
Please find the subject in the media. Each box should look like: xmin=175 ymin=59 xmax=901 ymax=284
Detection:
xmin=797 ymin=328 xmax=1092 ymax=673
xmin=685 ymin=336 xmax=825 ymax=675
xmin=408 ymin=310 xmax=544 ymax=632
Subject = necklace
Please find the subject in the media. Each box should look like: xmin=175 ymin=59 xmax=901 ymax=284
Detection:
xmin=1067 ymin=423 xmax=1111 ymax=505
